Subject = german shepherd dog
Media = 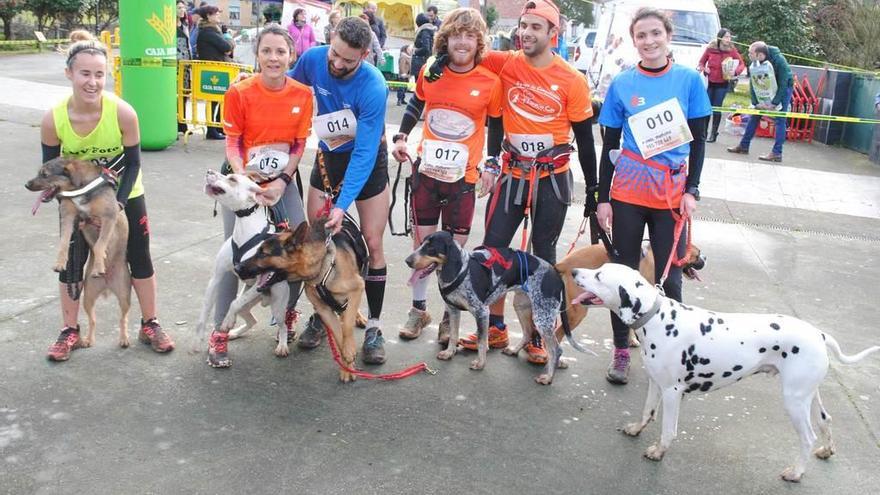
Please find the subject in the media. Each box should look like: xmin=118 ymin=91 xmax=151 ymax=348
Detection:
xmin=25 ymin=157 xmax=131 ymax=348
xmin=235 ymin=220 xmax=366 ymax=382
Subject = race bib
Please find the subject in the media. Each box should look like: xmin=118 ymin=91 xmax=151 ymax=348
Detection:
xmin=314 ymin=109 xmax=357 ymax=151
xmin=628 ymin=98 xmax=693 ymax=159
xmin=508 ymin=133 xmax=553 ymax=158
xmin=245 ymin=144 xmax=290 ymax=179
xmin=420 ymin=139 xmax=468 ymax=183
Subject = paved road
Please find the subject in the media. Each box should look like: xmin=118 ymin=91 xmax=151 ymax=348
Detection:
xmin=1 ymin=51 xmax=879 ymax=494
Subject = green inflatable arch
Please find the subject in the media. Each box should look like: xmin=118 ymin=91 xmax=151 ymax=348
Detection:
xmin=119 ymin=0 xmax=176 ymax=150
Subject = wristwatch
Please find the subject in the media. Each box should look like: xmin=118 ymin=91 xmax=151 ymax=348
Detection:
xmin=685 ymin=185 xmax=700 ymax=201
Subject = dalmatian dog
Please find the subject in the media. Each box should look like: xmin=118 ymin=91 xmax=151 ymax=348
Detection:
xmin=571 ymin=263 xmax=880 ymax=482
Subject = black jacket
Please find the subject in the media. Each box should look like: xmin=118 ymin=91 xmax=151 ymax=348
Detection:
xmin=196 ymin=24 xmax=231 ymax=62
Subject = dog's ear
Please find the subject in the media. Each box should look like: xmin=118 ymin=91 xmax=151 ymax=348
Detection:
xmin=292 ymin=221 xmax=311 ymax=243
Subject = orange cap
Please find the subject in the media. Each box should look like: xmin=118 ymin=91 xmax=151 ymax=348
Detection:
xmin=520 ymin=0 xmax=561 ymax=45
xmin=520 ymin=0 xmax=560 ymax=28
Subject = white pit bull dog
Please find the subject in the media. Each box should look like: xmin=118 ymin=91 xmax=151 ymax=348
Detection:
xmin=571 ymin=263 xmax=880 ymax=482
xmin=194 ymin=170 xmax=291 ymax=363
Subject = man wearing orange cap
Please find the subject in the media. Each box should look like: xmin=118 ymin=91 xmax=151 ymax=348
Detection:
xmin=450 ymin=0 xmax=598 ymax=365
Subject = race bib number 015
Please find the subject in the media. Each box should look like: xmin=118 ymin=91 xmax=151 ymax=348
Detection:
xmin=314 ymin=109 xmax=357 ymax=151
xmin=628 ymin=98 xmax=693 ymax=159
xmin=245 ymin=145 xmax=290 ymax=179
xmin=508 ymin=133 xmax=553 ymax=158
xmin=421 ymin=140 xmax=469 ymax=183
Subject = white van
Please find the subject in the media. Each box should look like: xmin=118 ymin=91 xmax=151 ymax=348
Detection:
xmin=587 ymin=0 xmax=720 ymax=99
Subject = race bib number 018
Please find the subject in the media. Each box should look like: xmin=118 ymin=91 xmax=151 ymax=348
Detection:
xmin=314 ymin=109 xmax=357 ymax=151
xmin=508 ymin=133 xmax=553 ymax=158
xmin=627 ymin=98 xmax=693 ymax=159
xmin=421 ymin=140 xmax=469 ymax=183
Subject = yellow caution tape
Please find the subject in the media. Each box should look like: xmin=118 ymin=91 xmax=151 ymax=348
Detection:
xmin=714 ymin=106 xmax=880 ymax=125
xmin=0 ymin=38 xmax=66 ymax=45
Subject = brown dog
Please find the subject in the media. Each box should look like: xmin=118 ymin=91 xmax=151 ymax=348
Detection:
xmin=553 ymin=242 xmax=705 ymax=345
xmin=235 ymin=220 xmax=365 ymax=382
xmin=25 ymin=157 xmax=131 ymax=348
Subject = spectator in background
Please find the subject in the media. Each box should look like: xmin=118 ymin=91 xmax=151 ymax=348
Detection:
xmin=196 ymin=5 xmax=232 ymax=139
xmin=176 ymin=1 xmax=192 ymax=134
xmin=698 ymin=28 xmax=746 ymax=142
xmin=365 ymin=2 xmax=387 ymax=48
xmin=288 ymin=8 xmax=317 ymax=59
xmin=396 ymin=44 xmax=412 ymax=105
xmin=189 ymin=8 xmax=201 ymax=57
xmin=875 ymin=92 xmax=880 ymax=113
xmin=727 ymin=41 xmax=793 ymax=162
xmin=359 ymin=12 xmax=384 ymax=66
xmin=411 ymin=13 xmax=436 ymax=78
xmin=427 ymin=5 xmax=441 ymax=27
xmin=554 ymin=14 xmax=568 ymax=60
xmin=324 ymin=10 xmax=341 ymax=44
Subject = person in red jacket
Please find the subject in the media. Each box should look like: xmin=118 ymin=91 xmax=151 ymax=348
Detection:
xmin=697 ymin=28 xmax=745 ymax=142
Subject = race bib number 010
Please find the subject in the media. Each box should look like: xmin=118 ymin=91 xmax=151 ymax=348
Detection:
xmin=314 ymin=109 xmax=357 ymax=151
xmin=421 ymin=140 xmax=469 ymax=183
xmin=508 ymin=133 xmax=553 ymax=158
xmin=245 ymin=144 xmax=290 ymax=179
xmin=627 ymin=98 xmax=693 ymax=159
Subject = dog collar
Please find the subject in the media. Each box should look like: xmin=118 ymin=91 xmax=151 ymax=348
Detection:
xmin=234 ymin=205 xmax=260 ymax=217
xmin=627 ymin=297 xmax=663 ymax=330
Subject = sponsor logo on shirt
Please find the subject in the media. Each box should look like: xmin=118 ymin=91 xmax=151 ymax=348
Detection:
xmin=316 ymin=85 xmax=331 ymax=97
xmin=507 ymin=83 xmax=562 ymax=123
xmin=426 ymin=108 xmax=475 ymax=141
xmin=292 ymin=106 xmax=301 ymax=114
xmin=630 ymin=96 xmax=646 ymax=107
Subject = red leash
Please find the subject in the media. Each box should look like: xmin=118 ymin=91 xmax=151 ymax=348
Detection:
xmin=657 ymin=165 xmax=694 ymax=288
xmin=322 ymin=320 xmax=436 ymax=381
xmin=566 ymin=217 xmax=588 ymax=255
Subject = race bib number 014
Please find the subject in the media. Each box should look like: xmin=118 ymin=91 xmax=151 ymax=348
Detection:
xmin=627 ymin=98 xmax=693 ymax=159
xmin=508 ymin=133 xmax=553 ymax=158
xmin=314 ymin=109 xmax=357 ymax=151
xmin=421 ymin=140 xmax=469 ymax=183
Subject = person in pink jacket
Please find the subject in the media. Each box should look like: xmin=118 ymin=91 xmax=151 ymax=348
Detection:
xmin=288 ymin=8 xmax=317 ymax=59
xmin=698 ymin=28 xmax=746 ymax=142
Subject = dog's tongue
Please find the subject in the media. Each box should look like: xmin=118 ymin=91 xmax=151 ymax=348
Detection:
xmin=31 ymin=193 xmax=45 ymax=215
xmin=257 ymin=272 xmax=272 ymax=289
xmin=407 ymin=265 xmax=434 ymax=286
xmin=572 ymin=291 xmax=599 ymax=306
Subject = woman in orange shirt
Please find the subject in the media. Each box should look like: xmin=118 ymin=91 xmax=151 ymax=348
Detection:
xmin=207 ymin=24 xmax=314 ymax=368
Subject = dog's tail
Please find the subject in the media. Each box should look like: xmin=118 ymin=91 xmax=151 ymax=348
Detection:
xmin=824 ymin=333 xmax=880 ymax=364
xmin=560 ymin=295 xmax=598 ymax=357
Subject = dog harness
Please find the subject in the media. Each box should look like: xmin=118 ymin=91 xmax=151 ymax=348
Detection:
xmin=314 ymin=213 xmax=370 ymax=314
xmin=231 ymin=224 xmax=273 ymax=266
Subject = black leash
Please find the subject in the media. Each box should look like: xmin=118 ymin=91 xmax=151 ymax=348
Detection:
xmin=388 ymin=159 xmax=412 ymax=237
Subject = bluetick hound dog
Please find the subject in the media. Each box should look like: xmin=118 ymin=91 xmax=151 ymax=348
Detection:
xmin=571 ymin=263 xmax=880 ymax=482
xmin=406 ymin=231 xmax=592 ymax=384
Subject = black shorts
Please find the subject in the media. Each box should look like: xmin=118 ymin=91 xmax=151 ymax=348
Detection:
xmin=59 ymin=194 xmax=154 ymax=285
xmin=309 ymin=144 xmax=389 ymax=201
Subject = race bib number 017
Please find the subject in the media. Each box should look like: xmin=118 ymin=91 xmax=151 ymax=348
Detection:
xmin=508 ymin=133 xmax=553 ymax=158
xmin=421 ymin=140 xmax=469 ymax=183
xmin=627 ymin=98 xmax=693 ymax=159
xmin=314 ymin=109 xmax=357 ymax=151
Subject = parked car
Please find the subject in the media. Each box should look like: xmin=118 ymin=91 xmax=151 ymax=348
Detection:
xmin=571 ymin=29 xmax=596 ymax=74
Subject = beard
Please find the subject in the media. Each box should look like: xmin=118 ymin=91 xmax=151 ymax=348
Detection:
xmin=327 ymin=58 xmax=358 ymax=79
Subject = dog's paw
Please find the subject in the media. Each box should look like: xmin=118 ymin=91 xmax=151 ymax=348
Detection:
xmin=339 ymin=369 xmax=356 ymax=383
xmin=813 ymin=446 xmax=835 ymax=460
xmin=274 ymin=343 xmax=290 ymax=358
xmin=780 ymin=466 xmax=803 ymax=482
xmin=436 ymin=348 xmax=456 ymax=360
xmin=621 ymin=422 xmax=643 ymax=437
xmin=628 ymin=331 xmax=641 ymax=348
xmin=117 ymin=336 xmax=129 ymax=348
xmin=469 ymin=359 xmax=485 ymax=370
xmin=501 ymin=346 xmax=518 ymax=356
xmin=534 ymin=374 xmax=553 ymax=385
xmin=79 ymin=336 xmax=93 ymax=348
xmin=89 ymin=267 xmax=106 ymax=278
xmin=644 ymin=444 xmax=665 ymax=461
xmin=53 ymin=262 xmax=66 ymax=273
xmin=557 ymin=359 xmax=569 ymax=369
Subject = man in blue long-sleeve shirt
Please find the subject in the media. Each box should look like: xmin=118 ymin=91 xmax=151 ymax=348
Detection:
xmin=287 ymin=17 xmax=390 ymax=365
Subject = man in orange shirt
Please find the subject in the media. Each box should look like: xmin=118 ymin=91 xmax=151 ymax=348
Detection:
xmin=452 ymin=0 xmax=598 ymax=364
xmin=391 ymin=7 xmax=503 ymax=344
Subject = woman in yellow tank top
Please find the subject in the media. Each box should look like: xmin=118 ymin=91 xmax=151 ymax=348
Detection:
xmin=40 ymin=39 xmax=174 ymax=361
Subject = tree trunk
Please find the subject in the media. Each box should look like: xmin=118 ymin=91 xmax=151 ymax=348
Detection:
xmin=0 ymin=16 xmax=12 ymax=41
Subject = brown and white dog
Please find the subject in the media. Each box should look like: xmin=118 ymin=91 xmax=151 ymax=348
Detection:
xmin=25 ymin=157 xmax=131 ymax=348
xmin=553 ymin=242 xmax=705 ymax=344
